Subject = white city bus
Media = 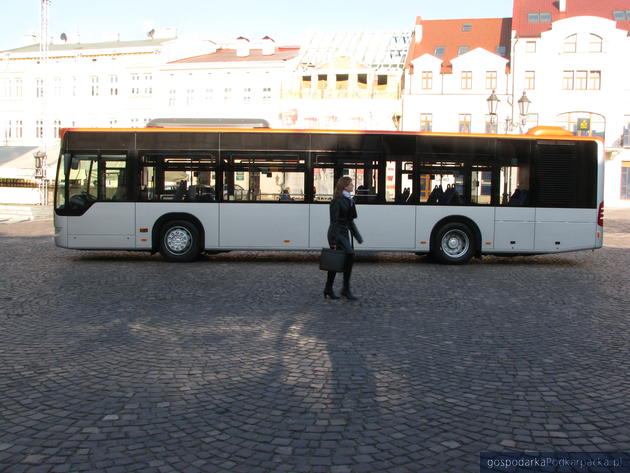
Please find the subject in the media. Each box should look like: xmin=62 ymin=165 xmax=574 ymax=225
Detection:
xmin=53 ymin=126 xmax=604 ymax=264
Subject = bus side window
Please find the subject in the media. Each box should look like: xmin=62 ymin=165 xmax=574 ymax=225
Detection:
xmin=498 ymin=144 xmax=531 ymax=206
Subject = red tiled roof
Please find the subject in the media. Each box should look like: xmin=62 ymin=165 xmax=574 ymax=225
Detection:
xmin=512 ymin=0 xmax=630 ymax=37
xmin=406 ymin=17 xmax=512 ymax=72
xmin=170 ymin=47 xmax=300 ymax=64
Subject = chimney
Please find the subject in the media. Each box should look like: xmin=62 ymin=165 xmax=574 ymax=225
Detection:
xmin=559 ymin=0 xmax=567 ymax=12
xmin=414 ymin=18 xmax=423 ymax=43
xmin=236 ymin=36 xmax=250 ymax=57
xmin=261 ymin=36 xmax=275 ymax=55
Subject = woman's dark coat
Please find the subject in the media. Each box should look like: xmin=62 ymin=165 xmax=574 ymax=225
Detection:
xmin=327 ymin=195 xmax=363 ymax=254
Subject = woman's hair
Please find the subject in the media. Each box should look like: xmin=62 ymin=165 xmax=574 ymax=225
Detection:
xmin=334 ymin=176 xmax=353 ymax=198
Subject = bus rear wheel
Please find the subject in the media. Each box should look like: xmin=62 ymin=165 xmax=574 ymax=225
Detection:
xmin=433 ymin=221 xmax=475 ymax=265
xmin=159 ymin=220 xmax=200 ymax=262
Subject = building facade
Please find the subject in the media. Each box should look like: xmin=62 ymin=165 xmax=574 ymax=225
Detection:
xmin=280 ymin=31 xmax=410 ymax=130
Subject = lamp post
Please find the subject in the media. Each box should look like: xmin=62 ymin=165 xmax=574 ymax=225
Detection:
xmin=517 ymin=91 xmax=531 ymax=133
xmin=487 ymin=90 xmax=499 ymax=133
xmin=503 ymin=91 xmax=533 ymax=134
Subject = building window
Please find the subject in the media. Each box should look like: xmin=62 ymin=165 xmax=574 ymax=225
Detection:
xmin=525 ymin=41 xmax=536 ymax=53
xmin=495 ymin=46 xmax=507 ymax=57
xmin=357 ymin=74 xmax=368 ymax=89
xmin=144 ymin=73 xmax=153 ymax=95
xmin=562 ymin=71 xmax=574 ymax=90
xmin=434 ymin=46 xmax=445 ymax=58
xmin=462 ymin=23 xmax=472 ymax=32
xmin=188 ymin=88 xmax=196 ymax=105
xmin=575 ymin=70 xmax=588 ymax=90
xmin=36 ymin=120 xmax=43 ymax=138
xmin=525 ymin=71 xmax=535 ymax=90
xmin=421 ymin=71 xmax=433 ymax=90
xmin=15 ymin=78 xmax=22 ymax=97
xmin=168 ymin=89 xmax=176 ymax=107
xmin=36 ymin=78 xmax=44 ymax=98
xmin=336 ymin=74 xmax=349 ymax=90
xmin=53 ymin=120 xmax=61 ymax=138
xmin=205 ymin=88 xmax=213 ymax=103
xmin=302 ymin=75 xmax=311 ymax=89
xmin=589 ymin=34 xmax=603 ymax=53
xmin=109 ymin=75 xmax=118 ymax=96
xmin=485 ymin=115 xmax=498 ymax=134
xmin=558 ymin=111 xmax=606 ymax=139
xmin=243 ymin=87 xmax=252 ymax=103
xmin=461 ymin=71 xmax=472 ymax=90
xmin=612 ymin=10 xmax=626 ymax=20
xmin=262 ymin=87 xmax=272 ymax=102
xmin=623 ymin=116 xmax=630 ymax=147
xmin=485 ymin=71 xmax=497 ymax=90
xmin=588 ymin=71 xmax=601 ymax=90
xmin=5 ymin=120 xmax=11 ymax=139
xmin=457 ymin=46 xmax=469 ymax=56
xmin=563 ymin=34 xmax=577 ymax=53
xmin=16 ymin=120 xmax=23 ymax=138
xmin=90 ymin=76 xmax=99 ymax=96
xmin=528 ymin=12 xmax=551 ymax=22
xmin=420 ymin=113 xmax=432 ymax=132
xmin=459 ymin=114 xmax=472 ymax=133
xmin=377 ymin=75 xmax=388 ymax=86
xmin=131 ymin=73 xmax=140 ymax=95
xmin=317 ymin=74 xmax=327 ymax=89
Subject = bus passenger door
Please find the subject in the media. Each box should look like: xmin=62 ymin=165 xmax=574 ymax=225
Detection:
xmin=66 ymin=154 xmax=136 ymax=249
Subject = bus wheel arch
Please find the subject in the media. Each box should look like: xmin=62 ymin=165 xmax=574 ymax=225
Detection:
xmin=430 ymin=216 xmax=481 ymax=265
xmin=153 ymin=213 xmax=205 ymax=262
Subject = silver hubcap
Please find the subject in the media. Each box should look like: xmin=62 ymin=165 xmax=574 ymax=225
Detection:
xmin=165 ymin=227 xmax=192 ymax=254
xmin=441 ymin=229 xmax=469 ymax=258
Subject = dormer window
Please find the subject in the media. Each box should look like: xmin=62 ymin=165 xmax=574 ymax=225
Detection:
xmin=612 ymin=10 xmax=626 ymax=20
xmin=528 ymin=13 xmax=540 ymax=23
xmin=434 ymin=46 xmax=445 ymax=57
xmin=495 ymin=46 xmax=507 ymax=57
xmin=462 ymin=23 xmax=472 ymax=32
xmin=528 ymin=12 xmax=552 ymax=23
xmin=457 ymin=46 xmax=470 ymax=56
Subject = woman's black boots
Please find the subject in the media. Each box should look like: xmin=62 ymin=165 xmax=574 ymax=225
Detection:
xmin=341 ymin=254 xmax=357 ymax=300
xmin=324 ymin=271 xmax=339 ymax=299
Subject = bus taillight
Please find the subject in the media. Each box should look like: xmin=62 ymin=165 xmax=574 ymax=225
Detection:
xmin=598 ymin=202 xmax=604 ymax=227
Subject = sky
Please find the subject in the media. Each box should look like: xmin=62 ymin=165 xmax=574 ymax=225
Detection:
xmin=1 ymin=0 xmax=514 ymax=50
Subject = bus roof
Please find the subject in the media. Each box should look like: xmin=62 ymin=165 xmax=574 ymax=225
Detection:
xmin=59 ymin=126 xmax=602 ymax=142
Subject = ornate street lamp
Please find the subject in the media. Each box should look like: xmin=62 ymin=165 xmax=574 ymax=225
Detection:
xmin=517 ymin=91 xmax=531 ymax=131
xmin=487 ymin=90 xmax=499 ymax=133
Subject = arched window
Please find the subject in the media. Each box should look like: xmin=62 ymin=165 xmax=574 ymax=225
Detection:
xmin=563 ymin=34 xmax=577 ymax=53
xmin=588 ymin=34 xmax=603 ymax=53
xmin=556 ymin=111 xmax=606 ymax=139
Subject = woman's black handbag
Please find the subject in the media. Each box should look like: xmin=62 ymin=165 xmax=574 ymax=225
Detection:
xmin=319 ymin=248 xmax=346 ymax=272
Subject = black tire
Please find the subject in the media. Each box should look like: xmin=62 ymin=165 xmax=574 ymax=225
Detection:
xmin=432 ymin=221 xmax=476 ymax=265
xmin=159 ymin=220 xmax=201 ymax=262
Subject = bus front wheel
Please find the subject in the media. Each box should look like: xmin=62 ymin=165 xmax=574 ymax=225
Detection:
xmin=433 ymin=221 xmax=475 ymax=265
xmin=159 ymin=220 xmax=201 ymax=262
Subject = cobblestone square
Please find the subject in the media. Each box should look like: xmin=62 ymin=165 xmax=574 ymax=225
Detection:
xmin=1 ymin=210 xmax=629 ymax=473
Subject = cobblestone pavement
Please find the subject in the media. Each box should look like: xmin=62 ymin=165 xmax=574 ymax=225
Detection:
xmin=0 ymin=211 xmax=629 ymax=473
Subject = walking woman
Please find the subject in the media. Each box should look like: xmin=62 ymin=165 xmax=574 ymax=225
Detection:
xmin=324 ymin=176 xmax=363 ymax=300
